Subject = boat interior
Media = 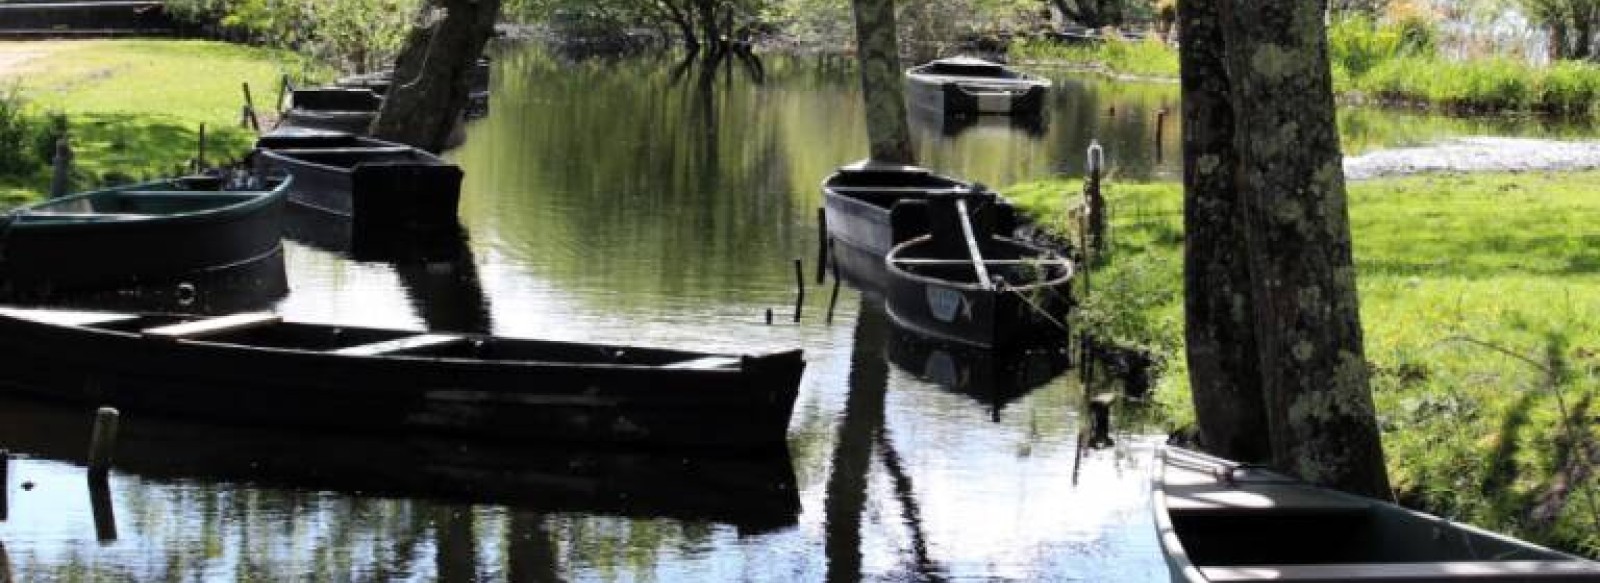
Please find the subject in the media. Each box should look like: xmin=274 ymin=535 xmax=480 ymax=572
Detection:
xmin=892 ymin=235 xmax=1072 ymax=287
xmin=256 ymin=132 xmax=375 ymax=150
xmin=1160 ymin=447 xmax=1597 ymax=581
xmin=916 ymin=60 xmax=1024 ymax=80
xmin=6 ymin=309 xmax=741 ymax=367
xmin=16 ymin=178 xmax=281 ymax=221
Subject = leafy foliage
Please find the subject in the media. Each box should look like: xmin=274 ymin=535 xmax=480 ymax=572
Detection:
xmin=0 ymin=88 xmax=38 ymax=178
xmin=164 ymin=0 xmax=420 ymax=71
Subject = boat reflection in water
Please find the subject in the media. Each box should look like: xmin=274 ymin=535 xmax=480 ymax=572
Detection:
xmin=888 ymin=318 xmax=1072 ymax=421
xmin=909 ymin=105 xmax=1047 ymax=139
xmin=0 ymin=395 xmax=801 ymax=533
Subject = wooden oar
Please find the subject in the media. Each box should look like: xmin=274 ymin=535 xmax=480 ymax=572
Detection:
xmin=955 ymin=197 xmax=993 ymax=289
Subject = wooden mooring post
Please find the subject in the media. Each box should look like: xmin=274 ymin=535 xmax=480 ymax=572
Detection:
xmin=815 ymin=208 xmax=828 ymax=284
xmin=88 ymin=475 xmax=116 ymax=542
xmin=241 ymin=82 xmax=261 ymax=133
xmin=1084 ymin=140 xmax=1107 ymax=260
xmin=195 ymin=123 xmax=207 ymax=172
xmin=792 ymin=258 xmax=805 ymax=323
xmin=87 ymin=407 xmax=119 ymax=480
xmin=0 ymin=449 xmax=8 ymax=522
xmin=1155 ymin=107 xmax=1168 ymax=164
xmin=49 ymin=138 xmax=72 ymax=199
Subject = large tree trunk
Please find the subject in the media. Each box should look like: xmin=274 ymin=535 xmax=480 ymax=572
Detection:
xmin=371 ymin=0 xmax=502 ymax=153
xmin=1218 ymin=1 xmax=1390 ymax=498
xmin=849 ymin=0 xmax=914 ymax=165
xmin=1178 ymin=0 xmax=1270 ymax=463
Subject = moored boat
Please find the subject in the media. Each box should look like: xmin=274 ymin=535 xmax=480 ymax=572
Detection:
xmin=0 ymin=307 xmax=805 ymax=451
xmin=1155 ymin=446 xmax=1600 ymax=582
xmin=905 ymin=56 xmax=1050 ymax=118
xmin=822 ymin=160 xmax=1014 ymax=292
xmin=0 ymin=173 xmax=288 ymax=300
xmin=884 ymin=194 xmax=1074 ymax=349
xmin=279 ymin=88 xmax=382 ymax=135
xmin=253 ymin=128 xmax=462 ymax=230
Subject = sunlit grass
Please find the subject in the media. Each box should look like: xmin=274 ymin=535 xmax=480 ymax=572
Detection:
xmin=1010 ymin=36 xmax=1179 ymax=79
xmin=0 ymin=39 xmax=330 ymax=201
xmin=1005 ymin=171 xmax=1600 ymax=557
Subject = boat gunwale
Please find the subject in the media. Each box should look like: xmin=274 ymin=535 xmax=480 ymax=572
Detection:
xmin=5 ymin=177 xmax=289 ymax=230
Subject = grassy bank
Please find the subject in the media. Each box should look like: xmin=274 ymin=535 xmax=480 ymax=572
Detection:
xmin=1011 ymin=29 xmax=1600 ymax=118
xmin=0 ymin=39 xmax=327 ymax=203
xmin=1005 ymin=172 xmax=1600 ymax=557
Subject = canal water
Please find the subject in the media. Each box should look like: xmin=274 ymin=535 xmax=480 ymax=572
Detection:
xmin=0 ymin=44 xmax=1592 ymax=581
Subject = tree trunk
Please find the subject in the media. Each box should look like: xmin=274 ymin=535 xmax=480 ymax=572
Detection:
xmin=1178 ymin=0 xmax=1270 ymax=463
xmin=371 ymin=0 xmax=502 ymax=153
xmin=1218 ymin=1 xmax=1391 ymax=498
xmin=850 ymin=0 xmax=915 ymax=165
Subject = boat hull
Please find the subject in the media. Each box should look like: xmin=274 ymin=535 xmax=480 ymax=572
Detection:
xmin=905 ymin=73 xmax=1048 ymax=118
xmin=254 ymin=132 xmax=463 ymax=230
xmin=0 ymin=177 xmax=286 ymax=299
xmin=1154 ymin=446 xmax=1600 ymax=582
xmin=885 ymin=235 xmax=1073 ymax=349
xmin=0 ymin=311 xmax=805 ymax=451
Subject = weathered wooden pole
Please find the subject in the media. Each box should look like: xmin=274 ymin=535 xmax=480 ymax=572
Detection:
xmin=1084 ymin=140 xmax=1107 ymax=259
xmin=849 ymin=0 xmax=915 ymax=165
xmin=792 ymin=258 xmax=805 ymax=322
xmin=88 ymin=474 xmax=116 ymax=542
xmin=826 ymin=258 xmax=842 ymax=324
xmin=87 ymin=406 xmax=119 ymax=479
xmin=49 ymin=138 xmax=72 ymax=199
xmin=1088 ymin=392 xmax=1116 ymax=448
xmin=1155 ymin=107 xmax=1168 ymax=164
xmin=241 ymin=82 xmax=260 ymax=133
xmin=196 ymin=123 xmax=207 ymax=172
xmin=0 ymin=449 xmax=8 ymax=522
xmin=816 ymin=208 xmax=829 ymax=284
xmin=765 ymin=308 xmax=773 ymax=325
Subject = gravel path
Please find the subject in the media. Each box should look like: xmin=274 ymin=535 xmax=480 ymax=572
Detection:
xmin=1344 ymin=137 xmax=1600 ymax=180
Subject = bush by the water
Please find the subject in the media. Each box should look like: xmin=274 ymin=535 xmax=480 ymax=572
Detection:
xmin=163 ymin=0 xmax=418 ymax=72
xmin=0 ymin=89 xmax=40 ymax=179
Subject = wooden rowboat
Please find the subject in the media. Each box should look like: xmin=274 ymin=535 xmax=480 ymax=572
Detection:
xmin=905 ymin=56 xmax=1050 ymax=118
xmin=0 ymin=308 xmax=805 ymax=451
xmin=253 ymin=129 xmax=462 ymax=230
xmin=279 ymin=88 xmax=383 ymax=135
xmin=0 ymin=173 xmax=287 ymax=300
xmin=822 ymin=160 xmax=1014 ymax=291
xmin=1155 ymin=446 xmax=1600 ymax=582
xmin=884 ymin=194 xmax=1074 ymax=349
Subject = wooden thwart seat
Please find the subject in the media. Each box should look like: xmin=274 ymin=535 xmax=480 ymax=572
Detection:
xmin=143 ymin=312 xmax=281 ymax=339
xmin=331 ymin=333 xmax=464 ymax=356
xmin=1200 ymin=560 xmax=1600 ymax=582
xmin=663 ymin=356 xmax=741 ymax=370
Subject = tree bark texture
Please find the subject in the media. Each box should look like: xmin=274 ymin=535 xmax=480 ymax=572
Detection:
xmin=1177 ymin=0 xmax=1270 ymax=464
xmin=1217 ymin=1 xmax=1391 ymax=498
xmin=371 ymin=0 xmax=501 ymax=153
xmin=849 ymin=0 xmax=915 ymax=165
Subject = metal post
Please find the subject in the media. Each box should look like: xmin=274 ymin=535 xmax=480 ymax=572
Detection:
xmin=49 ymin=138 xmax=73 ymax=199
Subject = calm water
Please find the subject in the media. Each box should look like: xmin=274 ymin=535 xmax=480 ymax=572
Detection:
xmin=0 ymin=44 xmax=1590 ymax=581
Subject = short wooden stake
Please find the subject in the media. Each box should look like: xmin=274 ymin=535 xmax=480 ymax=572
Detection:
xmin=87 ymin=407 xmax=119 ymax=479
xmin=764 ymin=308 xmax=773 ymax=325
xmin=89 ymin=475 xmax=116 ymax=542
xmin=1088 ymin=392 xmax=1116 ymax=449
xmin=242 ymin=82 xmax=261 ymax=132
xmin=0 ymin=449 xmax=9 ymax=522
xmin=49 ymin=138 xmax=73 ymax=199
xmin=196 ymin=123 xmax=207 ymax=172
xmin=1155 ymin=107 xmax=1168 ymax=164
xmin=792 ymin=258 xmax=804 ymax=323
xmin=815 ymin=208 xmax=828 ymax=284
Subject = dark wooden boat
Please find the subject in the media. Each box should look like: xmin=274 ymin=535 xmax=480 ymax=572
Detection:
xmin=1155 ymin=446 xmax=1600 ymax=582
xmin=905 ymin=56 xmax=1050 ymax=118
xmin=0 ymin=395 xmax=799 ymax=531
xmin=822 ymin=160 xmax=1014 ymax=292
xmin=279 ymin=88 xmax=382 ymax=135
xmin=0 ymin=307 xmax=805 ymax=451
xmin=334 ymin=58 xmax=492 ymax=117
xmin=253 ymin=128 xmax=462 ymax=230
xmin=888 ymin=319 xmax=1070 ymax=420
xmin=0 ymin=173 xmax=288 ymax=299
xmin=885 ymin=194 xmax=1074 ymax=349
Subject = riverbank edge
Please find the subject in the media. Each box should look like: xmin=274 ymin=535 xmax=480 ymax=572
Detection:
xmin=1003 ymin=171 xmax=1600 ymax=558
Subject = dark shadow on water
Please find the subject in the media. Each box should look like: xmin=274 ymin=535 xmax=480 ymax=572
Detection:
xmin=887 ymin=320 xmax=1072 ymax=421
xmin=0 ymin=395 xmax=800 ymax=532
xmin=283 ymin=206 xmax=492 ymax=333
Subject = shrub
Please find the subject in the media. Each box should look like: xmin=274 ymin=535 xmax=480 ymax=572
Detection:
xmin=0 ymin=88 xmax=38 ymax=178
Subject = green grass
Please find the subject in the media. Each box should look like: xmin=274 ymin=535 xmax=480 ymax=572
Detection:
xmin=0 ymin=39 xmax=330 ymax=202
xmin=1010 ymin=36 xmax=1180 ymax=79
xmin=1005 ymin=172 xmax=1600 ymax=557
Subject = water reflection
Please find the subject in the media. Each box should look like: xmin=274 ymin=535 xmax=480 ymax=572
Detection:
xmin=888 ymin=321 xmax=1074 ymax=421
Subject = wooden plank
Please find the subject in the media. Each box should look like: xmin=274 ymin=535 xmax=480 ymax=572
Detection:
xmin=955 ymin=198 xmax=993 ymax=289
xmin=1164 ymin=483 xmax=1371 ymax=515
xmin=889 ymin=258 xmax=1072 ymax=267
xmin=1201 ymin=560 xmax=1600 ymax=582
xmin=331 ymin=333 xmax=463 ymax=356
xmin=663 ymin=356 xmax=741 ymax=370
xmin=143 ymin=313 xmax=281 ymax=339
